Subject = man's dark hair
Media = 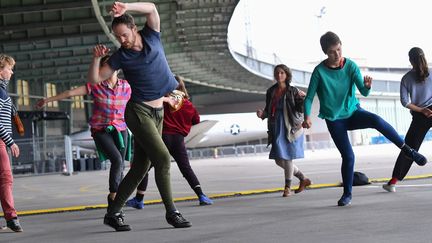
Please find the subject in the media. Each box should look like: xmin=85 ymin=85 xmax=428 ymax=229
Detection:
xmin=112 ymin=13 xmax=135 ymax=29
xmin=320 ymin=31 xmax=341 ymax=54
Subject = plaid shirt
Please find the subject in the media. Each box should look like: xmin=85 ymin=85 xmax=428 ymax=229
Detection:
xmin=87 ymin=79 xmax=131 ymax=131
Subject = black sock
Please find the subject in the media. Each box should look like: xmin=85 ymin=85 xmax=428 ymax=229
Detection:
xmin=193 ymin=185 xmax=203 ymax=196
xmin=136 ymin=193 xmax=144 ymax=201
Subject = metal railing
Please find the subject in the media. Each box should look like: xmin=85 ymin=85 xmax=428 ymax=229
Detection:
xmin=12 ymin=136 xmax=68 ymax=175
xmin=187 ymin=141 xmax=337 ymax=160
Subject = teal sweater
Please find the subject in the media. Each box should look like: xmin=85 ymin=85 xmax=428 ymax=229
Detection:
xmin=304 ymin=58 xmax=370 ymax=121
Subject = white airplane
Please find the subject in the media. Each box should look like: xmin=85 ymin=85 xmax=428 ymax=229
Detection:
xmin=70 ymin=112 xmax=268 ymax=150
xmin=186 ymin=112 xmax=267 ymax=148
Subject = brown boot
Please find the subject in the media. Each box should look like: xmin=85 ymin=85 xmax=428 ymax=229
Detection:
xmin=295 ymin=178 xmax=311 ymax=194
xmin=282 ymin=186 xmax=292 ymax=197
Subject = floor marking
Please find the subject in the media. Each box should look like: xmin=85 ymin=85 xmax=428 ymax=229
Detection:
xmin=3 ymin=174 xmax=432 ymax=217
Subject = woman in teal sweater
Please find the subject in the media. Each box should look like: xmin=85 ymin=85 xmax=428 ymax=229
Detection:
xmin=303 ymin=31 xmax=427 ymax=206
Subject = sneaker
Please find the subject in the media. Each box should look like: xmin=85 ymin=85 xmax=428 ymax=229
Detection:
xmin=198 ymin=194 xmax=213 ymax=205
xmin=6 ymin=218 xmax=23 ymax=232
xmin=337 ymin=195 xmax=352 ymax=206
xmin=295 ymin=178 xmax=312 ymax=194
xmin=166 ymin=211 xmax=192 ymax=228
xmin=125 ymin=197 xmax=144 ymax=209
xmin=382 ymin=183 xmax=396 ymax=192
xmin=103 ymin=213 xmax=131 ymax=231
xmin=404 ymin=148 xmax=427 ymax=166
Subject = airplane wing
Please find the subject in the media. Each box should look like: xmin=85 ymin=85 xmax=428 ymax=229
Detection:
xmin=185 ymin=120 xmax=218 ymax=148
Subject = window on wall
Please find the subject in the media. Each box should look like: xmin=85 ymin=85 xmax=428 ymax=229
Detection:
xmin=45 ymin=83 xmax=58 ymax=108
xmin=17 ymin=79 xmax=29 ymax=106
xmin=71 ymin=86 xmax=84 ymax=109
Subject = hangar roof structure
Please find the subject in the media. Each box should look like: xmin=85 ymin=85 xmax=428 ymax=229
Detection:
xmin=0 ymin=0 xmax=271 ymax=99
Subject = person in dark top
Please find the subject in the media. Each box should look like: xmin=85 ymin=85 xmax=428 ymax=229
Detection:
xmin=88 ymin=1 xmax=190 ymax=231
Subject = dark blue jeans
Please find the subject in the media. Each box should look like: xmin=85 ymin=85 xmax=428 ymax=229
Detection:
xmin=325 ymin=106 xmax=404 ymax=197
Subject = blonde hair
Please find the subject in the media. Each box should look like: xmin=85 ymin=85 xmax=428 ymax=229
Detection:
xmin=0 ymin=54 xmax=15 ymax=69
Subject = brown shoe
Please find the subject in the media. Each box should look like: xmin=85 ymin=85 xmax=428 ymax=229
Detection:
xmin=282 ymin=186 xmax=291 ymax=197
xmin=295 ymin=178 xmax=311 ymax=194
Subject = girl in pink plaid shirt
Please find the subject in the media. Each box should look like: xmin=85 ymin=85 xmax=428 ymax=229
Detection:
xmin=36 ymin=52 xmax=131 ymax=208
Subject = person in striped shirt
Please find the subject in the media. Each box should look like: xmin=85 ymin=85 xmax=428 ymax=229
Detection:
xmin=0 ymin=53 xmax=23 ymax=232
xmin=36 ymin=49 xmax=131 ymax=210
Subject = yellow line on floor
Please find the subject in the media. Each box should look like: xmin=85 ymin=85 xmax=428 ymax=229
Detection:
xmin=370 ymin=173 xmax=432 ymax=183
xmin=3 ymin=174 xmax=431 ymax=217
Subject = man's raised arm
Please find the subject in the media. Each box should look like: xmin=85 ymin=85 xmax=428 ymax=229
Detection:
xmin=111 ymin=1 xmax=160 ymax=32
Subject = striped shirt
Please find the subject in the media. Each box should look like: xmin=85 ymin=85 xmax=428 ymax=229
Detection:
xmin=0 ymin=80 xmax=13 ymax=146
xmin=86 ymin=79 xmax=131 ymax=131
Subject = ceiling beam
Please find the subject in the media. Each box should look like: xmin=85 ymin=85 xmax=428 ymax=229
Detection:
xmin=1 ymin=18 xmax=107 ymax=32
xmin=0 ymin=1 xmax=91 ymax=15
xmin=2 ymin=41 xmax=114 ymax=56
xmin=0 ymin=32 xmax=109 ymax=46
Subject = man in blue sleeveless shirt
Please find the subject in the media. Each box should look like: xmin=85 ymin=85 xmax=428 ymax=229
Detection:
xmin=88 ymin=1 xmax=191 ymax=231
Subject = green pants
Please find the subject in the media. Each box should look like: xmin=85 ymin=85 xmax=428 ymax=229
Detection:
xmin=109 ymin=101 xmax=176 ymax=213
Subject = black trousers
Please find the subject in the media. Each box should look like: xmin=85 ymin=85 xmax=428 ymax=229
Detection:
xmin=93 ymin=130 xmax=128 ymax=193
xmin=137 ymin=133 xmax=201 ymax=193
xmin=391 ymin=110 xmax=432 ymax=180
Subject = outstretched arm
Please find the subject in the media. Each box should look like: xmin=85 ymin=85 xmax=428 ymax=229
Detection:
xmin=111 ymin=1 xmax=160 ymax=32
xmin=36 ymin=85 xmax=87 ymax=109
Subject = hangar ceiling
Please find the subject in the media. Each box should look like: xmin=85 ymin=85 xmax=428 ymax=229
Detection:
xmin=0 ymin=0 xmax=271 ymax=99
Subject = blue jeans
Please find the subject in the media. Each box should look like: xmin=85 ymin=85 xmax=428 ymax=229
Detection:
xmin=325 ymin=106 xmax=404 ymax=197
